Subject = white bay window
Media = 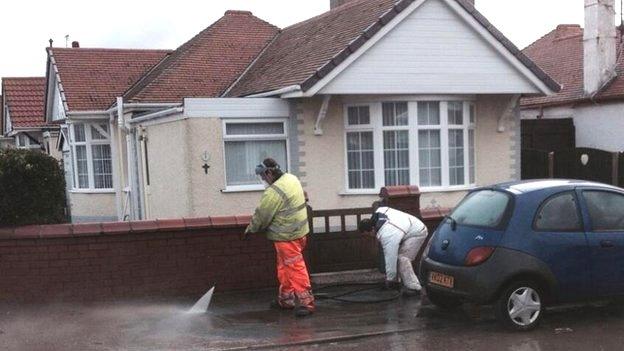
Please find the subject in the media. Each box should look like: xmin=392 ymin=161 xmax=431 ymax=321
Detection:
xmin=344 ymin=100 xmax=476 ymax=192
xmin=69 ymin=123 xmax=113 ymax=191
xmin=223 ymin=119 xmax=289 ymax=191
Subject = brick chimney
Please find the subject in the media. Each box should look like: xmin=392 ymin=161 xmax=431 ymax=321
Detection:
xmin=71 ymin=41 xmax=80 ymax=48
xmin=584 ymin=0 xmax=617 ymax=95
xmin=330 ymin=0 xmax=356 ymax=9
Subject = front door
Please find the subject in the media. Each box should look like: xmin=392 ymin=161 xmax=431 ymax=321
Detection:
xmin=578 ymin=189 xmax=624 ymax=297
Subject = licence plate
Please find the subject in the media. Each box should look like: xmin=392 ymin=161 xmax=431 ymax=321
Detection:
xmin=429 ymin=271 xmax=454 ymax=289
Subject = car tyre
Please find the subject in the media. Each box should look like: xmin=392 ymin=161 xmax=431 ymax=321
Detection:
xmin=426 ymin=290 xmax=463 ymax=310
xmin=495 ymin=281 xmax=544 ymax=331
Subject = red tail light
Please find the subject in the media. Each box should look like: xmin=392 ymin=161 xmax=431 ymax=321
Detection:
xmin=464 ymin=247 xmax=496 ymax=266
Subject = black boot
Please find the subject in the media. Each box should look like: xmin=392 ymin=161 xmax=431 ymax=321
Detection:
xmin=270 ymin=300 xmax=294 ymax=310
xmin=294 ymin=306 xmax=313 ymax=317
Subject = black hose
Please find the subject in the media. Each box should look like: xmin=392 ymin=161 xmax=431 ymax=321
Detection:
xmin=314 ymin=282 xmax=402 ymax=304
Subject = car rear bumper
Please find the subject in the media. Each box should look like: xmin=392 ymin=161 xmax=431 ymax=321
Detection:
xmin=420 ymin=248 xmax=559 ymax=305
xmin=420 ymin=255 xmax=503 ymax=304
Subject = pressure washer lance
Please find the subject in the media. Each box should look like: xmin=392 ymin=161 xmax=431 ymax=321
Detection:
xmin=313 ymin=282 xmax=404 ymax=304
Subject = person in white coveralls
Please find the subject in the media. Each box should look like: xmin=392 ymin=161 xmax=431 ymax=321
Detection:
xmin=358 ymin=206 xmax=428 ymax=295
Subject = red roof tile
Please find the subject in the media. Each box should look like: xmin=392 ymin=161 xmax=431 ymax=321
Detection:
xmin=227 ymin=0 xmax=559 ymax=97
xmin=522 ymin=25 xmax=624 ymax=108
xmin=227 ymin=0 xmax=398 ymax=96
xmin=47 ymin=1 xmax=557 ymax=108
xmin=123 ymin=11 xmax=279 ymax=103
xmin=1 ymin=77 xmax=47 ymax=128
xmin=49 ymin=48 xmax=171 ymax=111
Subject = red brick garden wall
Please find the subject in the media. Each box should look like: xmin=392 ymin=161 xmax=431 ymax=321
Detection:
xmin=0 ymin=216 xmax=280 ymax=302
xmin=0 ymin=186 xmax=448 ymax=303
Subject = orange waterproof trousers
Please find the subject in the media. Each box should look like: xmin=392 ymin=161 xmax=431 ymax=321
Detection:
xmin=274 ymin=236 xmax=315 ymax=311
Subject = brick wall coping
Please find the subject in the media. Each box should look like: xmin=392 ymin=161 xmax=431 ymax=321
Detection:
xmin=0 ymin=207 xmax=449 ymax=240
xmin=0 ymin=215 xmax=252 ymax=240
xmin=420 ymin=207 xmax=451 ymax=218
xmin=379 ymin=185 xmax=421 ymax=198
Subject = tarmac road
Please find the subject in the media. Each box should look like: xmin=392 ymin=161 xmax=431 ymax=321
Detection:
xmin=1 ymin=288 xmax=624 ymax=351
xmin=291 ymin=303 xmax=624 ymax=351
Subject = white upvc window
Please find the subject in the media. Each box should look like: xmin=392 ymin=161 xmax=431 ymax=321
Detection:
xmin=15 ymin=133 xmax=41 ymax=150
xmin=222 ymin=119 xmax=289 ymax=192
xmin=69 ymin=123 xmax=113 ymax=191
xmin=344 ymin=100 xmax=476 ymax=192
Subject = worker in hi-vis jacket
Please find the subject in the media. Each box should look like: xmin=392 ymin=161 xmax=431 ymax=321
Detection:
xmin=244 ymin=158 xmax=315 ymax=317
xmin=359 ymin=206 xmax=428 ymax=295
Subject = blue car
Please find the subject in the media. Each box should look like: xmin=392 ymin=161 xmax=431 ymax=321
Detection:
xmin=420 ymin=179 xmax=624 ymax=331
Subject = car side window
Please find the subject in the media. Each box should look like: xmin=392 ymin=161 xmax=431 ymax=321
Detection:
xmin=583 ymin=191 xmax=624 ymax=232
xmin=534 ymin=192 xmax=582 ymax=232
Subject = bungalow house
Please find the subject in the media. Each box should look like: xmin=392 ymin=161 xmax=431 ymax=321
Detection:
xmin=45 ymin=0 xmax=559 ymax=223
xmin=1 ymin=77 xmax=60 ymax=157
xmin=520 ymin=0 xmax=624 ymax=152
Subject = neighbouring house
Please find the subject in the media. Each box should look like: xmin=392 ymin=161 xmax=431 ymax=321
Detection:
xmin=521 ymin=0 xmax=624 ymax=152
xmin=43 ymin=0 xmax=559 ymax=223
xmin=1 ymin=77 xmax=60 ymax=157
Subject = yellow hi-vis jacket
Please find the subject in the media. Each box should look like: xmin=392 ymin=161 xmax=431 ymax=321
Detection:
xmin=246 ymin=173 xmax=309 ymax=242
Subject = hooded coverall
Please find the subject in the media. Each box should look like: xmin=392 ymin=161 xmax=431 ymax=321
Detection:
xmin=373 ymin=207 xmax=428 ymax=291
xmin=246 ymin=173 xmax=314 ymax=311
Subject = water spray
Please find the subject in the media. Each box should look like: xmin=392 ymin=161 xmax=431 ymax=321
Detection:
xmin=187 ymin=286 xmax=215 ymax=314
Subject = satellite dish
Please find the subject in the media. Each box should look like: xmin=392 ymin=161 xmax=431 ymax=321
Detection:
xmin=581 ymin=154 xmax=589 ymax=166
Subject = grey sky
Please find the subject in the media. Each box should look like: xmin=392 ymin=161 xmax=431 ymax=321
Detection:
xmin=0 ymin=0 xmax=615 ymax=84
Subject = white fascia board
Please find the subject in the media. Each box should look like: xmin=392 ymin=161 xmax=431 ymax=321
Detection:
xmin=303 ymin=0 xmax=428 ymax=97
xmin=245 ymin=85 xmax=302 ymax=98
xmin=48 ymin=53 xmax=71 ymax=117
xmin=442 ymin=0 xmax=554 ymax=95
xmin=184 ymin=98 xmax=290 ymax=118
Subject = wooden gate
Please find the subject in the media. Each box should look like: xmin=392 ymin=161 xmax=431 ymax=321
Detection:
xmin=553 ymin=148 xmax=616 ymax=184
xmin=521 ymin=118 xmax=575 ymax=151
xmin=305 ymin=207 xmax=379 ymax=274
xmin=522 ymin=148 xmax=550 ymax=180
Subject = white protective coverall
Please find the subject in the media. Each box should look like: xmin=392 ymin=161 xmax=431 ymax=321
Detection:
xmin=374 ymin=207 xmax=428 ymax=290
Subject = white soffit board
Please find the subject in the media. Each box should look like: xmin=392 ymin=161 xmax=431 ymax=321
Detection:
xmin=318 ymin=0 xmax=541 ymax=95
xmin=184 ymin=98 xmax=290 ymax=118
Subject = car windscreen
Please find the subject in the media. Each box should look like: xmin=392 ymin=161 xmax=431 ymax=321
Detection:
xmin=450 ymin=190 xmax=512 ymax=229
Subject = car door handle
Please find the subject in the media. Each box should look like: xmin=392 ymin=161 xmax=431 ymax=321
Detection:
xmin=600 ymin=240 xmax=615 ymax=248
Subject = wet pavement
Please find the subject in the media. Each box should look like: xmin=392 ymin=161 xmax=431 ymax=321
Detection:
xmin=1 ymin=287 xmax=624 ymax=350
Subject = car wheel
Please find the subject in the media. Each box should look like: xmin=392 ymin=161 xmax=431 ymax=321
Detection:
xmin=495 ymin=281 xmax=544 ymax=331
xmin=426 ymin=290 xmax=463 ymax=310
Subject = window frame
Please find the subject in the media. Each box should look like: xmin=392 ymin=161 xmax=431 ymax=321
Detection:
xmin=343 ymin=99 xmax=477 ymax=193
xmin=68 ymin=122 xmax=114 ymax=192
xmin=15 ymin=133 xmax=41 ymax=150
xmin=381 ymin=102 xmax=410 ymax=187
xmin=581 ymin=189 xmax=624 ymax=233
xmin=221 ymin=118 xmax=290 ymax=193
xmin=532 ymin=191 xmax=584 ymax=233
xmin=344 ymin=104 xmax=379 ymax=193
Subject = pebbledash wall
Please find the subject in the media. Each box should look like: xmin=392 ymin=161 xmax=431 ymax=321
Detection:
xmin=0 ymin=188 xmax=446 ymax=303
